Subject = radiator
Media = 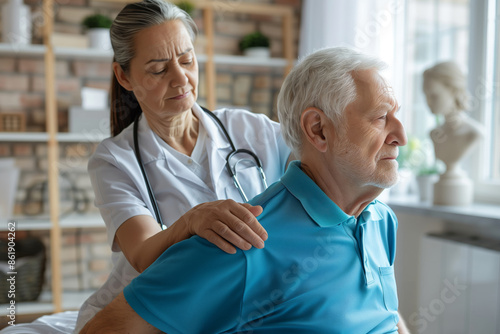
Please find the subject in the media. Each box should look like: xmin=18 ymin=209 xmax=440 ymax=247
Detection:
xmin=411 ymin=232 xmax=500 ymax=334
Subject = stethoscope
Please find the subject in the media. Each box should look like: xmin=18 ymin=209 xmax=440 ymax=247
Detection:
xmin=133 ymin=107 xmax=268 ymax=229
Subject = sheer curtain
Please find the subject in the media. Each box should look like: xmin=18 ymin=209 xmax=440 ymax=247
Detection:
xmin=299 ymin=0 xmax=405 ymax=100
xmin=298 ymin=0 xmax=359 ymax=58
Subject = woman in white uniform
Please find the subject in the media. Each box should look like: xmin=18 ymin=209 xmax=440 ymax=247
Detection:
xmin=73 ymin=0 xmax=291 ymax=332
xmin=0 ymin=1 xmax=289 ymax=333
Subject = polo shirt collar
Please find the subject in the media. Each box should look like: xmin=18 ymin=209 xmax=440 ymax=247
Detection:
xmin=281 ymin=161 xmax=382 ymax=227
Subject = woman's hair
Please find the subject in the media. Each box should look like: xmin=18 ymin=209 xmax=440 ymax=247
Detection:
xmin=422 ymin=61 xmax=468 ymax=111
xmin=109 ymin=0 xmax=198 ymax=136
xmin=277 ymin=47 xmax=386 ymax=155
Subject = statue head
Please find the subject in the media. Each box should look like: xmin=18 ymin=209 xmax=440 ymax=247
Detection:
xmin=422 ymin=61 xmax=468 ymax=115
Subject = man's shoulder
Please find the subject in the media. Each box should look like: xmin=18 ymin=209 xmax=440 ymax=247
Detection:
xmin=370 ymin=200 xmax=398 ymax=228
xmin=248 ymin=179 xmax=288 ymax=209
xmin=373 ymin=199 xmax=394 ymax=212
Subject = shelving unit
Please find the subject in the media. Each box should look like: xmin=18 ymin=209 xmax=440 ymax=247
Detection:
xmin=0 ymin=43 xmax=291 ymax=67
xmin=0 ymin=0 xmax=295 ymax=319
xmin=196 ymin=0 xmax=295 ymax=110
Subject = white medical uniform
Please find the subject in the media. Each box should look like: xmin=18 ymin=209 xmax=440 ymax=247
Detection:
xmin=73 ymin=104 xmax=291 ymax=332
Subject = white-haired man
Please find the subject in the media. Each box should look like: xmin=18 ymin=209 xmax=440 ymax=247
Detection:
xmin=81 ymin=47 xmax=410 ymax=334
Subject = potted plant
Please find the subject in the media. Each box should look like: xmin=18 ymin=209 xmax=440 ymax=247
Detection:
xmin=416 ymin=165 xmax=441 ymax=202
xmin=82 ymin=13 xmax=113 ymax=50
xmin=239 ymin=31 xmax=270 ymax=58
xmin=392 ymin=136 xmax=421 ymax=196
xmin=176 ymin=0 xmax=195 ymax=17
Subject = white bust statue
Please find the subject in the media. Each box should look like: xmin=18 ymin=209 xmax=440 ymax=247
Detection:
xmin=422 ymin=61 xmax=483 ymax=205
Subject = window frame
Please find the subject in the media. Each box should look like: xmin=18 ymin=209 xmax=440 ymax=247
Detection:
xmin=467 ymin=0 xmax=500 ymax=204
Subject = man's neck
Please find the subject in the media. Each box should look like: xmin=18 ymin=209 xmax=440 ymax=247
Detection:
xmin=300 ymin=161 xmax=382 ymax=218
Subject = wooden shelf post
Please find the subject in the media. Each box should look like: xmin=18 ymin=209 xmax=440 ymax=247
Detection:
xmin=43 ymin=0 xmax=62 ymax=313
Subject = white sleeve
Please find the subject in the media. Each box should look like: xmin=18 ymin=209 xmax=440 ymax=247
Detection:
xmin=88 ymin=142 xmax=153 ymax=252
xmin=268 ymin=116 xmax=292 ymax=174
xmin=214 ymin=108 xmax=291 ymax=176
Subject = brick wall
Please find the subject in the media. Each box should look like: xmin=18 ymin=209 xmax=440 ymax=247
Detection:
xmin=0 ymin=0 xmax=301 ymax=294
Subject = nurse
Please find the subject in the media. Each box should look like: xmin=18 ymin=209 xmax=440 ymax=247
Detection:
xmin=74 ymin=0 xmax=291 ymax=332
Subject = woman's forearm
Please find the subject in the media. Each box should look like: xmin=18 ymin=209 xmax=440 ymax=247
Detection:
xmin=115 ymin=215 xmax=191 ymax=273
xmin=116 ymin=200 xmax=266 ymax=273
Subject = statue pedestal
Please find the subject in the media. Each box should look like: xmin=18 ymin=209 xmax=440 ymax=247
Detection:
xmin=433 ymin=173 xmax=473 ymax=206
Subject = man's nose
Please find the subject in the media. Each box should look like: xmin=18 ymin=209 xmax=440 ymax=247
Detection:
xmin=386 ymin=116 xmax=407 ymax=146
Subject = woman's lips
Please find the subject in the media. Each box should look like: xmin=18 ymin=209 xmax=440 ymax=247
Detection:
xmin=170 ymin=91 xmax=190 ymax=100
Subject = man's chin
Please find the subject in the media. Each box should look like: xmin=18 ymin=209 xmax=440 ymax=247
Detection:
xmin=369 ymin=173 xmax=399 ymax=189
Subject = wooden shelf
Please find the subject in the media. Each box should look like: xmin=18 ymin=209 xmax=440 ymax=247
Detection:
xmin=0 ymin=43 xmax=45 ymax=57
xmin=198 ymin=54 xmax=290 ymax=68
xmin=0 ymin=43 xmax=290 ymax=68
xmin=1 ymin=213 xmax=105 ymax=231
xmin=0 ymin=290 xmax=96 ymax=316
xmin=0 ymin=132 xmax=108 ymax=142
xmin=0 ymin=132 xmax=48 ymax=142
xmin=0 ymin=43 xmax=112 ymax=60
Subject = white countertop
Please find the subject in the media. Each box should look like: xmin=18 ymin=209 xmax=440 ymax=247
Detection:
xmin=386 ymin=195 xmax=500 ymax=226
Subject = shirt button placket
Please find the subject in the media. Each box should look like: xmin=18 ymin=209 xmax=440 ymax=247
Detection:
xmin=357 ymin=222 xmax=374 ymax=284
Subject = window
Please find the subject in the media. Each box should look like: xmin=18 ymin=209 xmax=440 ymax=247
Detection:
xmin=401 ymin=0 xmax=470 ymax=151
xmin=486 ymin=0 xmax=500 ymax=181
xmin=398 ymin=0 xmax=500 ymax=203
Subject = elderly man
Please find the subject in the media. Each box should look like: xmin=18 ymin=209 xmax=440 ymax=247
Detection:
xmin=81 ymin=47 xmax=409 ymax=334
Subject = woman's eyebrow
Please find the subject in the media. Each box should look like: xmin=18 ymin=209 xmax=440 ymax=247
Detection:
xmin=145 ymin=48 xmax=193 ymax=64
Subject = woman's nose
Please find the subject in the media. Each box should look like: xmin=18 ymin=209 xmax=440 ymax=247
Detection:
xmin=170 ymin=64 xmax=188 ymax=87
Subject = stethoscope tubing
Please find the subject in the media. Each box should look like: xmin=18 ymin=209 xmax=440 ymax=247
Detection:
xmin=133 ymin=107 xmax=267 ymax=229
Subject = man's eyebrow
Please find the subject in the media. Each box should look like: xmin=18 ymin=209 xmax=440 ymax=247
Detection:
xmin=145 ymin=48 xmax=193 ymax=65
xmin=372 ymin=101 xmax=398 ymax=114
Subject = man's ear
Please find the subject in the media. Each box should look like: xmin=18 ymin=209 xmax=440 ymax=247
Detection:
xmin=300 ymin=107 xmax=329 ymax=153
xmin=113 ymin=62 xmax=133 ymax=91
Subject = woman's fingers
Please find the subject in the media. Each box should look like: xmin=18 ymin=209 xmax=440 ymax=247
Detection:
xmin=239 ymin=203 xmax=266 ymax=240
xmin=219 ymin=208 xmax=264 ymax=250
xmin=188 ymin=200 xmax=268 ymax=252
xmin=201 ymin=229 xmax=238 ymax=254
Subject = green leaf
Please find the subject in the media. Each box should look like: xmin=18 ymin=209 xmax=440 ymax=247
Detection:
xmin=82 ymin=14 xmax=113 ymax=29
xmin=239 ymin=31 xmax=270 ymax=51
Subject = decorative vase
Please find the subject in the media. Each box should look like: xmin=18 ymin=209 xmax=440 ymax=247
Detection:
xmin=1 ymin=0 xmax=32 ymax=45
xmin=243 ymin=47 xmax=271 ymax=58
xmin=87 ymin=28 xmax=112 ymax=50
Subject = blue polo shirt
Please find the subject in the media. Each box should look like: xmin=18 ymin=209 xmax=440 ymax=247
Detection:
xmin=124 ymin=161 xmax=400 ymax=333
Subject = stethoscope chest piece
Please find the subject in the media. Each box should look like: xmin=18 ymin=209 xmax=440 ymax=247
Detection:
xmin=133 ymin=107 xmax=268 ymax=228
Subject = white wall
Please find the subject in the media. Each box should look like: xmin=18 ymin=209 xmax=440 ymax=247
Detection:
xmin=394 ymin=212 xmax=445 ymax=333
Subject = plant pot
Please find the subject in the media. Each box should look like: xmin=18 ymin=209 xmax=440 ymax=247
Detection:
xmin=416 ymin=174 xmax=439 ymax=202
xmin=390 ymin=168 xmax=414 ymax=196
xmin=243 ymin=47 xmax=270 ymax=58
xmin=87 ymin=28 xmax=112 ymax=50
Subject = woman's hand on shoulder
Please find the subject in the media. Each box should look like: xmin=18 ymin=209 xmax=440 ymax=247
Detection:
xmin=181 ymin=200 xmax=266 ymax=254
